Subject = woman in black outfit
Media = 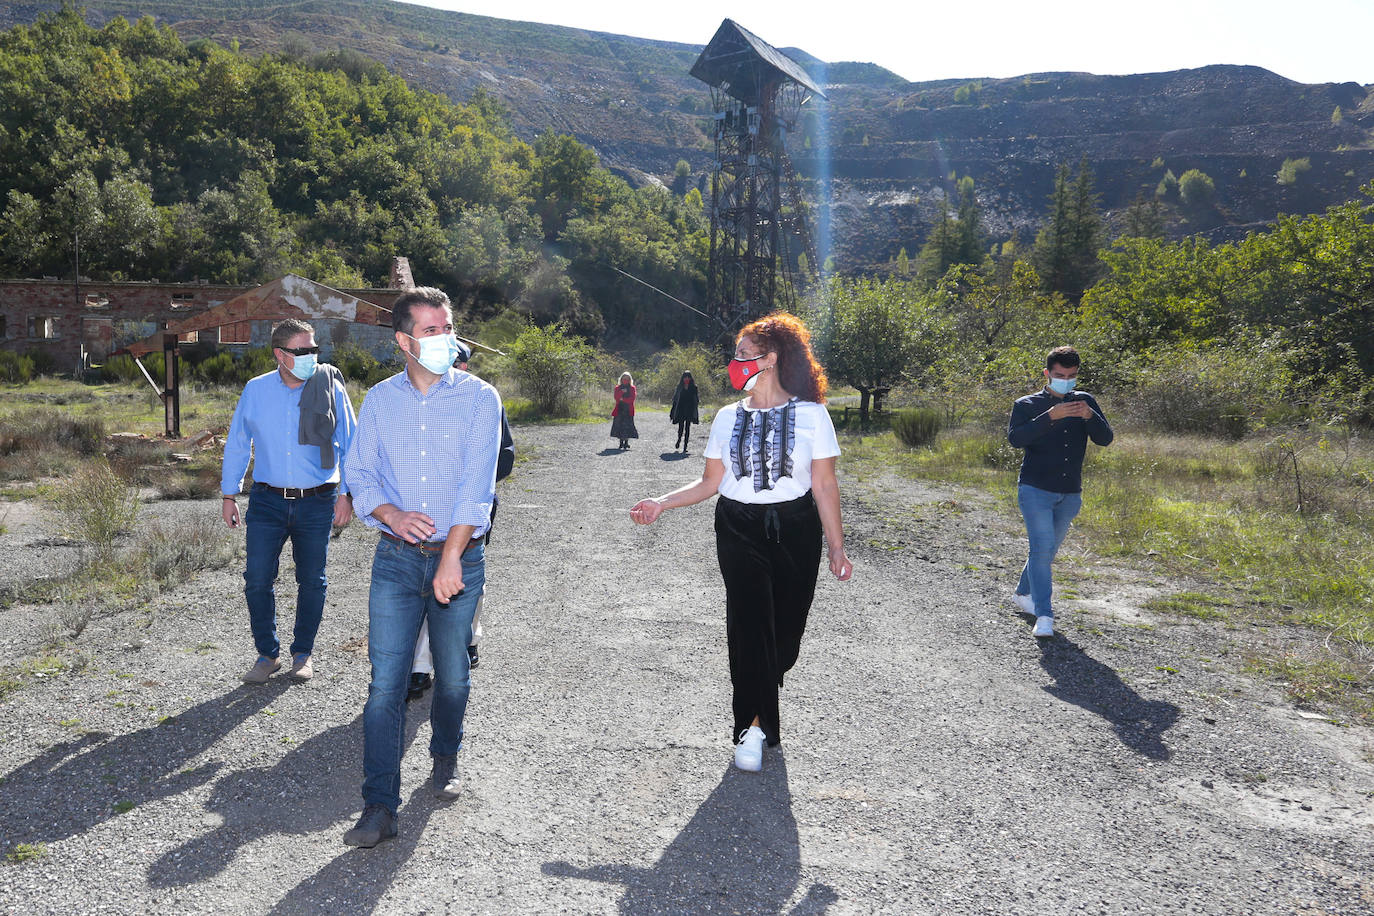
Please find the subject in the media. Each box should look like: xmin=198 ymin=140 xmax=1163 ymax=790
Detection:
xmin=630 ymin=313 xmax=852 ymax=773
xmin=669 ymin=371 xmax=700 ymax=453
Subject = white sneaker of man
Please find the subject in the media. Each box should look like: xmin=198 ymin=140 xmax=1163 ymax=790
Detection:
xmin=1032 ymin=615 xmax=1055 ymax=638
xmin=1012 ymin=593 xmax=1035 ymax=616
xmin=733 ymin=725 xmax=765 ymax=772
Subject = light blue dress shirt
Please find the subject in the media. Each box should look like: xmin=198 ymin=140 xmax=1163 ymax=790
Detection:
xmin=221 ymin=369 xmax=358 ymax=496
xmin=345 ymin=368 xmax=502 ymax=541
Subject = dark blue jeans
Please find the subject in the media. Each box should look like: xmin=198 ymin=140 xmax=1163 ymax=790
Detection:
xmin=243 ymin=484 xmax=335 ymax=659
xmin=362 ymin=538 xmax=484 ymax=814
xmin=1016 ymin=483 xmax=1082 ymax=618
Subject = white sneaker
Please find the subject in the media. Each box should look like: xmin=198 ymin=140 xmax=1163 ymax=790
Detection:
xmin=733 ymin=725 xmax=765 ymax=772
xmin=1012 ymin=593 xmax=1035 ymax=615
xmin=1032 ymin=615 xmax=1054 ymax=638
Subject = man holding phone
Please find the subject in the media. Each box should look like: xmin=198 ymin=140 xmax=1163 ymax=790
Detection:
xmin=1007 ymin=346 xmax=1114 ymax=638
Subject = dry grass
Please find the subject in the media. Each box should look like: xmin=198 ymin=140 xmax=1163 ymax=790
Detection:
xmin=842 ymin=421 xmax=1374 ymax=722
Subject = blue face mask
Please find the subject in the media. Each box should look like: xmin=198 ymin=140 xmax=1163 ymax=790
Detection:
xmin=1048 ymin=376 xmax=1078 ymax=395
xmin=405 ymin=332 xmax=460 ymax=375
xmin=287 ymin=353 xmax=317 ymax=381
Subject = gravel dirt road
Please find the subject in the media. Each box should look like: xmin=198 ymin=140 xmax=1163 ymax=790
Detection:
xmin=1 ymin=410 xmax=1371 ymax=915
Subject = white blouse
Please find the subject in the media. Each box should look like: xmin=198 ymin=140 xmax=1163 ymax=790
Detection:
xmin=704 ymin=399 xmax=841 ymax=504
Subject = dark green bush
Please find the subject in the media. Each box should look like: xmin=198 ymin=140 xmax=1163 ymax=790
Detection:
xmin=188 ymin=347 xmax=275 ymax=387
xmin=331 ymin=342 xmax=400 ymax=386
xmin=892 ymin=408 xmax=943 ymax=447
xmin=0 ymin=351 xmax=35 ymax=383
xmin=102 ymin=352 xmax=165 ymax=384
xmin=25 ymin=348 xmax=56 ymax=376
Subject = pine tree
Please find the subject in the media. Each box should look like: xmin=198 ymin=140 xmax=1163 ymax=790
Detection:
xmin=917 ymin=175 xmax=987 ymax=286
xmin=1032 ymin=158 xmax=1103 ymax=301
xmin=1122 ymin=191 xmax=1165 ymax=239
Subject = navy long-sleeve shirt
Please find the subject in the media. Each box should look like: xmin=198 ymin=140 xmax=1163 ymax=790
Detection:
xmin=1007 ymin=389 xmax=1113 ymax=493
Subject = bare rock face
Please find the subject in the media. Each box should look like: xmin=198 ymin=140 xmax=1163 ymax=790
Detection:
xmin=801 ymin=64 xmax=1374 ymax=267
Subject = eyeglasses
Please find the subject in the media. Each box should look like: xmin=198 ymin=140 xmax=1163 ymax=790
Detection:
xmin=279 ymin=346 xmax=320 ymax=356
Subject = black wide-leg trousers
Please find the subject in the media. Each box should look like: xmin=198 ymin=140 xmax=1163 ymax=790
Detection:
xmin=714 ymin=491 xmax=822 ymax=748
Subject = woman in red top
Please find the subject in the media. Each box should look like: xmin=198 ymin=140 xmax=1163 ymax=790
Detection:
xmin=610 ymin=371 xmax=639 ymax=450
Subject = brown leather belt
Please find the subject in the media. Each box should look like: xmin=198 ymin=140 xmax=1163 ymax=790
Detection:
xmin=379 ymin=530 xmax=485 ymax=553
xmin=254 ymin=482 xmax=336 ymax=499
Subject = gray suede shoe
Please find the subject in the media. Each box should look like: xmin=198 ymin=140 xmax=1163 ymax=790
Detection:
xmin=343 ymin=804 xmax=397 ymax=848
xmin=432 ymin=754 xmax=461 ymax=801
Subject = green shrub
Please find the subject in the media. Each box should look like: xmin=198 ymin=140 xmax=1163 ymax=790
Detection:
xmin=25 ymin=348 xmax=56 ymax=376
xmin=892 ymin=408 xmax=944 ymax=447
xmin=331 ymin=342 xmax=400 ymax=386
xmin=102 ymin=352 xmax=164 ymax=384
xmin=0 ymin=351 xmax=34 ymax=383
xmin=508 ymin=323 xmax=596 ymax=417
xmin=1276 ymin=157 xmax=1311 ymax=186
xmin=1178 ymin=169 xmax=1215 ymax=207
xmin=639 ymin=341 xmax=730 ymax=402
xmin=1115 ymin=342 xmax=1296 ymax=438
xmin=50 ymin=459 xmax=139 ymax=560
xmin=188 ymin=347 xmax=275 ymax=387
xmin=1155 ymin=169 xmax=1178 ymax=199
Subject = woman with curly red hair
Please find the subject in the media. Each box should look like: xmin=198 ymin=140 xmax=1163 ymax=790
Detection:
xmin=630 ymin=312 xmax=852 ymax=772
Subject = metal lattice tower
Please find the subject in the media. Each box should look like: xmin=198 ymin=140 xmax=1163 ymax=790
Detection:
xmin=690 ymin=20 xmax=825 ymax=334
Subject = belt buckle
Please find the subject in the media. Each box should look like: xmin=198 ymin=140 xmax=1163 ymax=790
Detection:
xmin=283 ymin=487 xmax=302 ymax=500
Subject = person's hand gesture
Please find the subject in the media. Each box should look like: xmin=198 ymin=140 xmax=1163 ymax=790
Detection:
xmin=1049 ymin=399 xmax=1092 ymax=421
xmin=629 ymin=498 xmax=664 ymax=525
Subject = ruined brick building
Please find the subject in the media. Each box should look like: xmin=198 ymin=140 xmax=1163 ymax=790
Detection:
xmin=0 ymin=258 xmax=419 ymax=371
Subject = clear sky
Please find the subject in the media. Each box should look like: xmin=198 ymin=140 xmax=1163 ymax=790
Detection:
xmin=395 ymin=0 xmax=1374 ymax=86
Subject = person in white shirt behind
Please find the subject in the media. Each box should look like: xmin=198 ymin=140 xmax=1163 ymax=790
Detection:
xmin=630 ymin=312 xmax=853 ymax=772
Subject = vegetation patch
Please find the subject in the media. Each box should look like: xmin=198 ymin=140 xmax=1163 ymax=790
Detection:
xmin=4 ymin=842 xmax=47 ymax=863
xmin=1144 ymin=591 xmax=1233 ymax=620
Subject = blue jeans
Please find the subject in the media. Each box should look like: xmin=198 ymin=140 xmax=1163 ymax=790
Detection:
xmin=243 ymin=484 xmax=336 ymax=659
xmin=362 ymin=538 xmax=485 ymax=813
xmin=1016 ymin=484 xmax=1082 ymax=619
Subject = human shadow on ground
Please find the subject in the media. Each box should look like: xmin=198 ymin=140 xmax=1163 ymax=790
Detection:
xmin=147 ymin=699 xmax=425 ymax=888
xmin=0 ymin=682 xmax=288 ymax=852
xmin=1038 ymin=634 xmax=1179 ymax=760
xmin=658 ymin=451 xmax=690 ymax=462
xmin=543 ymin=751 xmax=838 ymax=915
xmin=598 ymin=447 xmax=628 ymax=457
xmin=264 ymin=780 xmax=444 ymax=914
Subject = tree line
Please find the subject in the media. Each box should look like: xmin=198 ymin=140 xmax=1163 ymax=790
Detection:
xmin=814 ymin=177 xmax=1374 ymax=429
xmin=0 ymin=8 xmax=710 ymax=343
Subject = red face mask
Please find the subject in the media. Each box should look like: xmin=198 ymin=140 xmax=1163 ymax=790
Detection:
xmin=728 ymin=358 xmax=763 ymax=391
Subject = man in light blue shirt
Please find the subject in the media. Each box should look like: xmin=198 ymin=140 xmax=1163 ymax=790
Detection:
xmin=221 ymin=318 xmax=357 ymax=684
xmin=341 ymin=287 xmax=502 ymax=848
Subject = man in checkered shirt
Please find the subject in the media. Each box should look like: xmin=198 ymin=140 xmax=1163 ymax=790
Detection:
xmin=341 ymin=287 xmax=503 ymax=848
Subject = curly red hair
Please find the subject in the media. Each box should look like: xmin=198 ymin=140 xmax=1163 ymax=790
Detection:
xmin=737 ymin=312 xmax=828 ymax=403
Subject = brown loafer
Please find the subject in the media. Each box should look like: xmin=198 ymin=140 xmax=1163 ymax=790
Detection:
xmin=287 ymin=653 xmax=313 ymax=681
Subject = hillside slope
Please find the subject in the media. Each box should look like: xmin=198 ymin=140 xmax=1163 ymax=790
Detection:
xmin=8 ymin=0 xmax=1373 ymax=269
